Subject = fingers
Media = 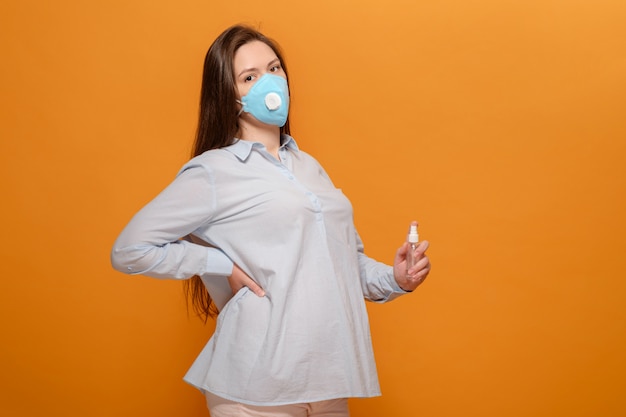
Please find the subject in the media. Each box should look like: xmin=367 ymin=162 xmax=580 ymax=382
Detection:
xmin=228 ymin=277 xmax=266 ymax=297
xmin=246 ymin=278 xmax=266 ymax=297
xmin=402 ymin=240 xmax=429 ymax=261
xmin=228 ymin=264 xmax=265 ymax=297
xmin=406 ymin=239 xmax=430 ymax=280
xmin=415 ymin=240 xmax=430 ymax=256
xmin=407 ymin=255 xmax=431 ymax=281
xmin=408 ymin=253 xmax=430 ymax=273
xmin=406 ymin=240 xmax=430 ymax=274
xmin=395 ymin=242 xmax=409 ymax=261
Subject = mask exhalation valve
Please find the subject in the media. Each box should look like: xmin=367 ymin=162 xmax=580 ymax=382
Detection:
xmin=264 ymin=92 xmax=282 ymax=111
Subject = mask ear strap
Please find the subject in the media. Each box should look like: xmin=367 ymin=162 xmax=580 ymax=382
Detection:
xmin=236 ymin=99 xmax=244 ymax=116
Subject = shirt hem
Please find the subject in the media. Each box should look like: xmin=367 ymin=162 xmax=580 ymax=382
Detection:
xmin=184 ymin=379 xmax=382 ymax=406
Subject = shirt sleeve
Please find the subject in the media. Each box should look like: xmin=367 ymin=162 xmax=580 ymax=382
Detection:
xmin=110 ymin=163 xmax=233 ymax=280
xmin=356 ymin=232 xmax=409 ymax=303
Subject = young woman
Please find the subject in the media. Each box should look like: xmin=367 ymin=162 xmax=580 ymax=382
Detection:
xmin=111 ymin=24 xmax=431 ymax=417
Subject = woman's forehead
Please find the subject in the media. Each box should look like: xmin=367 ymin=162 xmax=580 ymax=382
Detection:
xmin=234 ymin=41 xmax=278 ymax=70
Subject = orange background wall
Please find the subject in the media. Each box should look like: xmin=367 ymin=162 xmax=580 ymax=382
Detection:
xmin=2 ymin=0 xmax=625 ymax=416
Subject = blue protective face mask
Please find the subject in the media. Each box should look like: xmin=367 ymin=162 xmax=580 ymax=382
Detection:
xmin=238 ymin=73 xmax=289 ymax=127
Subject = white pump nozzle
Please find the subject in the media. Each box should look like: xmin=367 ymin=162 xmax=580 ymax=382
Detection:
xmin=408 ymin=224 xmax=419 ymax=243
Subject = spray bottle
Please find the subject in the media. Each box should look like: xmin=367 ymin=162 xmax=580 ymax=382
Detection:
xmin=406 ymin=221 xmax=419 ymax=275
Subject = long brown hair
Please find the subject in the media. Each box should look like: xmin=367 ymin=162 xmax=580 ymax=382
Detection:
xmin=184 ymin=24 xmax=291 ymax=321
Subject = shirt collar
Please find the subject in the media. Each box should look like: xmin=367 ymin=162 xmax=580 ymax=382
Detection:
xmin=225 ymin=134 xmax=299 ymax=161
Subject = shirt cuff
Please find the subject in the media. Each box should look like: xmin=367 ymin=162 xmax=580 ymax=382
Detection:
xmin=381 ymin=273 xmax=411 ymax=302
xmin=203 ymin=247 xmax=234 ymax=277
xmin=391 ymin=277 xmax=412 ymax=294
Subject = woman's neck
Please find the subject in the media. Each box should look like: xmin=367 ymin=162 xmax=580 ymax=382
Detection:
xmin=237 ymin=123 xmax=281 ymax=158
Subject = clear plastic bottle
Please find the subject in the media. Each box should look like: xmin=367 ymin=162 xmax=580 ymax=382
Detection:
xmin=406 ymin=222 xmax=419 ymax=275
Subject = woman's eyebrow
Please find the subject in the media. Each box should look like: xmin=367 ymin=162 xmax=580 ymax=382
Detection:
xmin=237 ymin=58 xmax=280 ymax=78
xmin=237 ymin=67 xmax=258 ymax=78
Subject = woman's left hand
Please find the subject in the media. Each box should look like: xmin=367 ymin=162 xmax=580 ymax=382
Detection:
xmin=393 ymin=240 xmax=431 ymax=292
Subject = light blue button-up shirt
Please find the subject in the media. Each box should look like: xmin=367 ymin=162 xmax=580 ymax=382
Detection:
xmin=111 ymin=135 xmax=408 ymax=406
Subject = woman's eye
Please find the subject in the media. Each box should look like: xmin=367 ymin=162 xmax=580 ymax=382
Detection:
xmin=270 ymin=65 xmax=281 ymax=72
xmin=244 ymin=74 xmax=255 ymax=82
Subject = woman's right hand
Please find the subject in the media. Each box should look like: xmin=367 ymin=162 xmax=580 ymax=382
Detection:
xmin=228 ymin=264 xmax=265 ymax=297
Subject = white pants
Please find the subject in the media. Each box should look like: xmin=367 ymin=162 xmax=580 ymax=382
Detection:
xmin=205 ymin=392 xmax=350 ymax=417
